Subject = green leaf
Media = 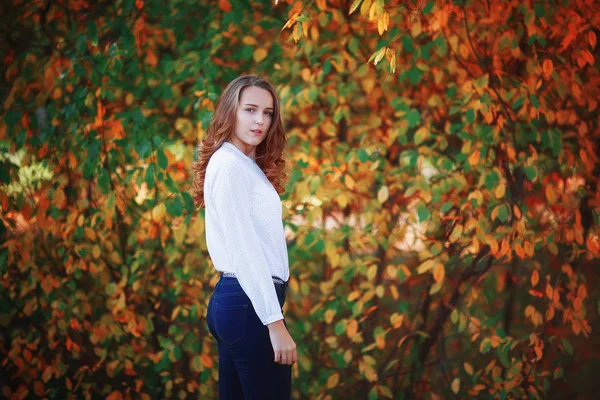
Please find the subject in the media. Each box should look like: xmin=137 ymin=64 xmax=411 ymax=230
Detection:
xmin=106 ymin=282 xmax=117 ymax=296
xmin=166 ymin=196 xmax=183 ymax=217
xmin=406 ymin=109 xmax=421 ymax=128
xmin=512 ymin=96 xmax=525 ymax=110
xmin=334 ymin=320 xmax=347 ymax=335
xmin=440 ymin=201 xmax=453 ymax=213
xmin=465 ymin=108 xmax=475 ymax=123
xmin=484 ymin=171 xmax=499 ymax=190
xmin=402 ymin=34 xmax=414 ymax=53
xmin=87 ymin=20 xmax=99 ymax=46
xmin=524 ymin=165 xmax=537 ymax=181
xmin=498 ymin=347 xmax=510 ymax=368
xmin=561 ymin=338 xmax=573 ymax=355
xmin=417 ymin=202 xmax=430 ymax=222
xmin=529 ymin=94 xmax=540 ymax=109
xmin=98 ymin=167 xmax=111 ymax=193
xmin=497 ymin=204 xmax=509 ymax=222
xmin=181 ymin=191 xmax=195 ymax=213
xmin=157 ymin=149 xmax=168 ymax=170
xmin=145 ymin=163 xmax=156 ymax=189
xmin=136 ymin=141 xmax=151 ymax=159
xmin=422 ymin=0 xmax=435 ymax=14
xmin=358 ymin=149 xmax=369 ymax=162
xmin=534 ymin=2 xmax=545 ymax=18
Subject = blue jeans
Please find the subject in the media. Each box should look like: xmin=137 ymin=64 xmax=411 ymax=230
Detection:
xmin=206 ymin=275 xmax=291 ymax=399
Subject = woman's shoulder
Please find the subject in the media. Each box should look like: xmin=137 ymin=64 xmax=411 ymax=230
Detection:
xmin=206 ymin=145 xmax=248 ymax=177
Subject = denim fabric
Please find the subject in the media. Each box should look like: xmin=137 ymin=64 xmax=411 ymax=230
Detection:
xmin=206 ymin=276 xmax=291 ymax=399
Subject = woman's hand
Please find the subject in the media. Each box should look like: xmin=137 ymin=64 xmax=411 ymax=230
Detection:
xmin=267 ymin=320 xmax=297 ymax=365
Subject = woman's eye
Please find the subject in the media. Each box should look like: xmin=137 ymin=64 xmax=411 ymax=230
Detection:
xmin=246 ymin=108 xmax=255 ymax=113
xmin=265 ymin=112 xmax=273 ymax=116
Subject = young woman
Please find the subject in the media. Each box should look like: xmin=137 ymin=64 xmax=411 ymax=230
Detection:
xmin=192 ymin=75 xmax=296 ymax=399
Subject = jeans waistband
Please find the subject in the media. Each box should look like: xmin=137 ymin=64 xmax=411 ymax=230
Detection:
xmin=220 ymin=272 xmax=287 ymax=289
xmin=216 ymin=273 xmax=287 ymax=308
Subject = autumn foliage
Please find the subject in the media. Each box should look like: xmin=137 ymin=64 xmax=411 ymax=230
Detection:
xmin=1 ymin=0 xmax=599 ymax=399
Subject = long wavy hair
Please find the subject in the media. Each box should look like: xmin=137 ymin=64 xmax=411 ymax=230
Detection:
xmin=191 ymin=75 xmax=288 ymax=208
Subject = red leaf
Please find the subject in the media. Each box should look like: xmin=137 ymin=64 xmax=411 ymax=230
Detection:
xmin=219 ymin=0 xmax=232 ymax=12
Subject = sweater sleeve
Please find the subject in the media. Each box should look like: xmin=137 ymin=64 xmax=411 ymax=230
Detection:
xmin=209 ymin=156 xmax=284 ymax=325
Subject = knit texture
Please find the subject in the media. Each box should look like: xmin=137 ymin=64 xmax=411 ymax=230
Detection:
xmin=204 ymin=141 xmax=289 ymax=325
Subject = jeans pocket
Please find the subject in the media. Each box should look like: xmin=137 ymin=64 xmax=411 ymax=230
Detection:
xmin=214 ymin=295 xmax=249 ymax=345
xmin=206 ymin=296 xmax=218 ymax=340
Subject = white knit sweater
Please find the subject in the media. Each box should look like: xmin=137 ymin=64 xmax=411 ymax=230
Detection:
xmin=203 ymin=141 xmax=290 ymax=325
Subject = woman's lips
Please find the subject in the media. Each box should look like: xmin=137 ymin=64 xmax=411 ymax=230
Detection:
xmin=251 ymin=129 xmax=263 ymax=136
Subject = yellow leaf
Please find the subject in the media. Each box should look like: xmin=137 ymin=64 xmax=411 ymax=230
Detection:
xmin=316 ymin=0 xmax=327 ymax=10
xmin=390 ymin=313 xmax=404 ymax=328
xmin=464 ymin=362 xmax=474 ymax=375
xmin=495 ymin=183 xmax=506 ymax=199
xmin=374 ymin=47 xmax=386 ymax=65
xmin=348 ymin=290 xmax=360 ymax=302
xmin=325 ymin=309 xmax=336 ymax=324
xmin=367 ymin=265 xmax=377 ymax=280
xmin=253 ymin=48 xmax=268 ymax=63
xmin=433 ymin=263 xmax=445 ymax=283
xmin=327 ymin=373 xmax=340 ymax=389
xmin=365 ymin=365 xmax=378 ymax=382
xmin=429 ymin=281 xmax=443 ymax=295
xmin=416 ymin=259 xmax=436 ymax=274
xmin=92 ymin=245 xmax=101 ymax=259
xmin=377 ymin=185 xmax=389 ymax=203
xmin=360 ymin=0 xmax=372 ymax=16
xmin=414 ymin=126 xmax=429 ymax=145
xmin=190 ymin=355 xmax=202 ymax=373
xmin=151 ymin=203 xmax=166 ymax=221
xmin=349 ymin=0 xmax=363 ymax=15
xmin=242 ymin=36 xmax=256 ymax=45
xmin=390 ymin=53 xmax=396 ymax=74
xmin=344 ymin=174 xmax=355 ymax=190
xmin=85 ymin=227 xmax=97 ymax=241
xmin=452 ymin=378 xmax=460 ymax=394
xmin=449 ymin=224 xmax=463 ymax=243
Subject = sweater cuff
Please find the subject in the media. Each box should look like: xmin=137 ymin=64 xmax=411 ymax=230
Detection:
xmin=263 ymin=312 xmax=284 ymax=326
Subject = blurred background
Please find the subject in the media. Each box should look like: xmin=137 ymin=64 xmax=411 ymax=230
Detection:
xmin=1 ymin=0 xmax=599 ymax=398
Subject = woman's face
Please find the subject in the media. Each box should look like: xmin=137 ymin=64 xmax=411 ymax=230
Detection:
xmin=231 ymin=86 xmax=274 ymax=156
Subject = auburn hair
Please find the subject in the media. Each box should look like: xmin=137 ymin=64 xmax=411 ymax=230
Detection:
xmin=191 ymin=75 xmax=288 ymax=208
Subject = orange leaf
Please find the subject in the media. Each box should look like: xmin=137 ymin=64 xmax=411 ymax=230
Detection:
xmin=529 ymin=289 xmax=544 ymax=298
xmin=200 ymin=353 xmax=213 ymax=368
xmin=468 ymin=149 xmax=481 ymax=167
xmin=542 ymin=59 xmax=553 ymax=79
xmin=346 ymin=319 xmax=358 ymax=338
xmin=589 ymin=31 xmax=597 ymax=49
xmin=531 ymin=270 xmax=539 ymax=287
xmin=135 ymin=0 xmax=144 ymax=10
xmin=545 ymin=184 xmax=558 ymax=204
xmin=514 ymin=243 xmax=525 ymax=259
